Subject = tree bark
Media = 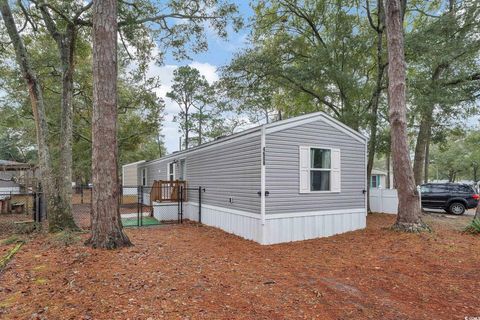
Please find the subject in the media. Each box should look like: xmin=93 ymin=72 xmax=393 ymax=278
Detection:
xmin=386 ymin=152 xmax=391 ymax=189
xmin=423 ymin=129 xmax=430 ymax=183
xmin=198 ymin=109 xmax=203 ymax=145
xmin=366 ymin=0 xmax=386 ymax=212
xmin=87 ymin=0 xmax=131 ymax=249
xmin=413 ymin=112 xmax=432 ymax=185
xmin=185 ymin=107 xmax=189 ymax=149
xmin=385 ymin=0 xmax=428 ymax=232
xmin=37 ymin=4 xmax=79 ymax=230
xmin=0 ymin=0 xmax=65 ymax=229
xmin=57 ymin=28 xmax=77 ymax=230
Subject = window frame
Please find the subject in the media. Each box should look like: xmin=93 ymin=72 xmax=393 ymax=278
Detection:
xmin=141 ymin=168 xmax=147 ymax=186
xmin=303 ymin=146 xmax=334 ymax=193
xmin=371 ymin=175 xmax=379 ymax=188
xmin=167 ymin=161 xmax=176 ymax=181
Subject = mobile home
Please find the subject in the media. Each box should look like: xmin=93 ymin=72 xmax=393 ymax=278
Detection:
xmin=123 ymin=112 xmax=367 ymax=244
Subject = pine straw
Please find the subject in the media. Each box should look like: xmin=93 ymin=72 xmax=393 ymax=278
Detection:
xmin=0 ymin=213 xmax=479 ymax=320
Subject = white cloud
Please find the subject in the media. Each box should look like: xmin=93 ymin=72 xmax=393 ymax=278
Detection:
xmin=189 ymin=61 xmax=219 ymax=84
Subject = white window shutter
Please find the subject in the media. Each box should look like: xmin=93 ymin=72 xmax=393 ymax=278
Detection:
xmin=331 ymin=148 xmax=341 ymax=192
xmin=299 ymin=146 xmax=310 ymax=193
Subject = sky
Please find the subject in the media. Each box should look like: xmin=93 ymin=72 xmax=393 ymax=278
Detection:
xmin=147 ymin=2 xmax=253 ymax=154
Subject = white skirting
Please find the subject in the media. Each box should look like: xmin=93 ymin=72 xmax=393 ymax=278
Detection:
xmin=185 ymin=203 xmax=365 ymax=245
xmin=262 ymin=208 xmax=366 ymax=245
xmin=152 ymin=202 xmax=179 ymax=221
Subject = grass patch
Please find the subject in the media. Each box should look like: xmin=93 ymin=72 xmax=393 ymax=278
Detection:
xmin=1 ymin=235 xmax=21 ymax=246
xmin=0 ymin=242 xmax=24 ymax=270
xmin=122 ymin=216 xmax=160 ymax=227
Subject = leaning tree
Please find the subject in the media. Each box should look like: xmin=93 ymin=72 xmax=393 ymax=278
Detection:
xmin=384 ymin=0 xmax=428 ymax=232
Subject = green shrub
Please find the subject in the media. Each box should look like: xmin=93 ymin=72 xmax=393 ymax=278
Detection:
xmin=464 ymin=219 xmax=480 ymax=234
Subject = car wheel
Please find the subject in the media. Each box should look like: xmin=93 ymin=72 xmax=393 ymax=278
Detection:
xmin=448 ymin=202 xmax=465 ymax=215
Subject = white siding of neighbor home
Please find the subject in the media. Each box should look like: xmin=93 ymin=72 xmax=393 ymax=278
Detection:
xmin=139 ymin=132 xmax=262 ymax=214
xmin=122 ymin=164 xmax=140 ymax=186
xmin=265 ymin=118 xmax=366 ymax=214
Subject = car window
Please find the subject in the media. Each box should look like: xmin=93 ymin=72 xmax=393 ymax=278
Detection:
xmin=430 ymin=185 xmax=448 ymax=193
xmin=451 ymin=185 xmax=474 ymax=193
xmin=420 ymin=185 xmax=432 ymax=193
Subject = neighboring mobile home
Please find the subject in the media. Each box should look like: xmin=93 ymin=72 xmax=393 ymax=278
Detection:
xmin=123 ymin=112 xmax=367 ymax=245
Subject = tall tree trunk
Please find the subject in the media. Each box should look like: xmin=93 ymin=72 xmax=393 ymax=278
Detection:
xmin=185 ymin=106 xmax=189 ymax=149
xmin=366 ymin=1 xmax=386 ymax=212
xmin=199 ymin=109 xmax=203 ymax=145
xmin=57 ymin=29 xmax=77 ymax=230
xmin=0 ymin=0 xmax=64 ymax=228
xmin=384 ymin=0 xmax=428 ymax=232
xmin=35 ymin=2 xmax=79 ymax=230
xmin=423 ymin=129 xmax=431 ymax=183
xmin=413 ymin=113 xmax=432 ymax=185
xmin=87 ymin=0 xmax=131 ymax=249
xmin=386 ymin=152 xmax=391 ymax=189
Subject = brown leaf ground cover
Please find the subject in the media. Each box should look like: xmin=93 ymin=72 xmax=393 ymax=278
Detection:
xmin=0 ymin=213 xmax=479 ymax=320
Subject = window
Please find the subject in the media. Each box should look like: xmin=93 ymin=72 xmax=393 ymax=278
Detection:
xmin=299 ymin=146 xmax=341 ymax=193
xmin=370 ymin=175 xmax=379 ymax=188
xmin=430 ymin=184 xmax=448 ymax=193
xmin=310 ymin=148 xmax=331 ymax=191
xmin=168 ymin=162 xmax=175 ymax=181
xmin=420 ymin=185 xmax=432 ymax=193
xmin=141 ymin=168 xmax=147 ymax=186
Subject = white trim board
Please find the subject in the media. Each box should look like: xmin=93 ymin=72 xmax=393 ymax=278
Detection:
xmin=122 ymin=160 xmax=146 ymax=167
xmin=189 ymin=202 xmax=260 ymax=219
xmin=265 ymin=208 xmax=365 ymax=219
xmin=188 ymin=202 xmax=365 ymax=220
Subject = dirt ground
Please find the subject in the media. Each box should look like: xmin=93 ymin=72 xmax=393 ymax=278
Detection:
xmin=0 ymin=213 xmax=479 ymax=320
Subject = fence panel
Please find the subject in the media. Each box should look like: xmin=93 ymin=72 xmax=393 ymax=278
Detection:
xmin=72 ymin=185 xmax=167 ymax=228
xmin=369 ymin=188 xmax=398 ymax=214
xmin=0 ymin=190 xmax=42 ymax=237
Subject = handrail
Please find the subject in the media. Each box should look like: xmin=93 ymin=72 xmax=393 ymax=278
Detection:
xmin=150 ymin=180 xmax=187 ymax=203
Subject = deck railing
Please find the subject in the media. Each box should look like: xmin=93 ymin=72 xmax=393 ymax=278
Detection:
xmin=150 ymin=180 xmax=187 ymax=203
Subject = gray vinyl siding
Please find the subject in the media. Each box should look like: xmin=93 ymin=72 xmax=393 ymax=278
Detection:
xmin=0 ymin=172 xmax=17 ymax=188
xmin=139 ymin=133 xmax=262 ymax=214
xmin=265 ymin=119 xmax=366 ymax=214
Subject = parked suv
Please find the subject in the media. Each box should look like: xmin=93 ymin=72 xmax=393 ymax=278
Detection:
xmin=420 ymin=183 xmax=479 ymax=215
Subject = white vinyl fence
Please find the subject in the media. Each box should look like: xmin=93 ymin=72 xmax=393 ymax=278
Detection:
xmin=369 ymin=188 xmax=398 ymax=214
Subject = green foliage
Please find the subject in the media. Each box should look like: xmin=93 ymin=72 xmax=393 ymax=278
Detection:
xmin=429 ymin=129 xmax=480 ymax=182
xmin=221 ymin=0 xmax=480 ymax=170
xmin=167 ymin=65 xmax=239 ymax=148
xmin=222 ymin=0 xmax=383 ymax=129
xmin=1 ymin=235 xmax=21 ymax=246
xmin=464 ymin=219 xmax=480 ymax=235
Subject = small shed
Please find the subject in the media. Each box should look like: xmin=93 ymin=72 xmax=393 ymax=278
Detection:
xmin=370 ymin=169 xmax=394 ymax=189
xmin=123 ymin=112 xmax=367 ymax=244
xmin=0 ymin=160 xmax=36 ymax=193
xmin=121 ymin=160 xmax=145 ymax=195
